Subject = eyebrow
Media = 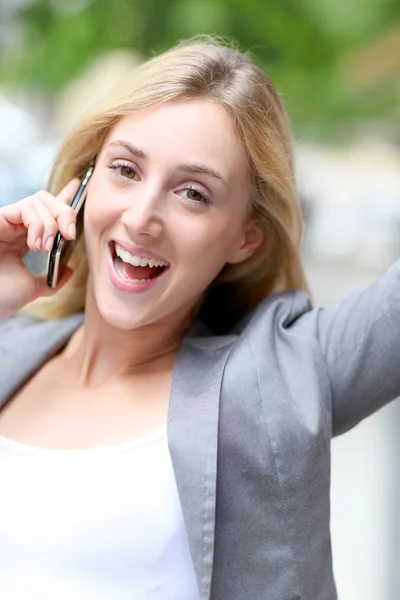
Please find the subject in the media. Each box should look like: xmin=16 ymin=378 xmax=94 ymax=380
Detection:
xmin=107 ymin=139 xmax=228 ymax=186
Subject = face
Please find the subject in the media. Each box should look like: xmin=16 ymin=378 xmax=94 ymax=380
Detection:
xmin=83 ymin=98 xmax=263 ymax=331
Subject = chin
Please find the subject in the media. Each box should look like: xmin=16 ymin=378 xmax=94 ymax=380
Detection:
xmin=96 ymin=298 xmax=151 ymax=331
xmin=86 ymin=281 xmax=145 ymax=331
xmin=87 ymin=273 xmax=199 ymax=333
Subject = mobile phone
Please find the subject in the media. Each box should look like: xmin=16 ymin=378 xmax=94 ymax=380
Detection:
xmin=47 ymin=164 xmax=94 ymax=288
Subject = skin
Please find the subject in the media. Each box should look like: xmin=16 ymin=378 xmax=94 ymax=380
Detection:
xmin=0 ymin=181 xmax=79 ymax=316
xmin=0 ymin=98 xmax=264 ymax=447
xmin=73 ymin=98 xmax=264 ymax=385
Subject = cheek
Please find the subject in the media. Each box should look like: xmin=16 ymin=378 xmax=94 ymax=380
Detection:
xmin=175 ymin=221 xmax=239 ymax=272
xmin=84 ymin=190 xmax=117 ymax=236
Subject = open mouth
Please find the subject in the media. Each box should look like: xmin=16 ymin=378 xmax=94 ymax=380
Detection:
xmin=110 ymin=241 xmax=170 ymax=283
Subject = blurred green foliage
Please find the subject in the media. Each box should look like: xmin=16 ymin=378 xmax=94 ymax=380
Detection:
xmin=1 ymin=0 xmax=399 ymax=135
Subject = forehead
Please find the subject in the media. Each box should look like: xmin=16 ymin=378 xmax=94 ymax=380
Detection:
xmin=102 ymin=99 xmax=250 ymax=185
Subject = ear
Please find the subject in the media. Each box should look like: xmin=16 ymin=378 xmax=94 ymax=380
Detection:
xmin=227 ymin=218 xmax=265 ymax=265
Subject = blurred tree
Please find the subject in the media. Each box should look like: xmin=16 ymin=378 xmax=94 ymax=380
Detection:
xmin=0 ymin=0 xmax=398 ymax=135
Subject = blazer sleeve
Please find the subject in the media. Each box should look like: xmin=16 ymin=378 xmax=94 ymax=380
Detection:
xmin=292 ymin=258 xmax=400 ymax=436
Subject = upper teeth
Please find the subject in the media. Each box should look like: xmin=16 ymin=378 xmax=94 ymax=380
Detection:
xmin=115 ymin=243 xmax=169 ymax=268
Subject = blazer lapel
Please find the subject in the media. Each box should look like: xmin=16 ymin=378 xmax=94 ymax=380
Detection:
xmin=167 ymin=334 xmax=235 ymax=600
xmin=1 ymin=314 xmax=235 ymax=599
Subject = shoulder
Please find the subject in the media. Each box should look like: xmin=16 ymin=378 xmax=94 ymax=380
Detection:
xmin=186 ymin=290 xmax=314 ymax=353
xmin=0 ymin=312 xmax=84 ymax=353
xmin=234 ymin=289 xmax=312 ymax=338
xmin=0 ymin=312 xmax=84 ymax=406
xmin=0 ymin=313 xmax=36 ymax=333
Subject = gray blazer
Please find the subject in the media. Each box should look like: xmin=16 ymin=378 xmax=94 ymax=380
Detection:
xmin=2 ymin=260 xmax=400 ymax=600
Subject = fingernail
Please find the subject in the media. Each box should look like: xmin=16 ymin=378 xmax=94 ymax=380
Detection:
xmin=68 ymin=223 xmax=76 ymax=239
xmin=36 ymin=237 xmax=42 ymax=250
xmin=45 ymin=236 xmax=54 ymax=252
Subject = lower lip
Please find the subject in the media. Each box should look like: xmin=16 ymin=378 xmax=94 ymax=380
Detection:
xmin=107 ymin=246 xmax=168 ymax=293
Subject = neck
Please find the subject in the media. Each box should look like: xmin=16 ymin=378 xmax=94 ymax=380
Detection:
xmin=64 ymin=293 xmax=193 ymax=388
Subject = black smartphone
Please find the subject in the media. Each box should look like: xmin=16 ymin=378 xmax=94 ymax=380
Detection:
xmin=47 ymin=164 xmax=94 ymax=288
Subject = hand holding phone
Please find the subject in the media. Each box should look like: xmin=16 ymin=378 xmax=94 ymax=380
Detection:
xmin=0 ymin=178 xmax=83 ymax=318
xmin=47 ymin=164 xmax=94 ymax=288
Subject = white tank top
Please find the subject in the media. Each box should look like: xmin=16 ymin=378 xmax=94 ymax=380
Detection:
xmin=0 ymin=430 xmax=200 ymax=600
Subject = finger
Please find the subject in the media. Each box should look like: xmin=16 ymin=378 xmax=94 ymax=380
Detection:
xmin=37 ymin=192 xmax=77 ymax=241
xmin=56 ymin=178 xmax=81 ymax=205
xmin=1 ymin=196 xmax=72 ymax=251
xmin=1 ymin=179 xmax=81 ymax=245
xmin=1 ymin=201 xmax=27 ymax=226
xmin=33 ymin=201 xmax=60 ymax=252
xmin=0 ymin=212 xmax=26 ymax=243
xmin=30 ymin=179 xmax=80 ymax=207
xmin=1 ymin=188 xmax=57 ymax=222
xmin=19 ymin=204 xmax=46 ymax=252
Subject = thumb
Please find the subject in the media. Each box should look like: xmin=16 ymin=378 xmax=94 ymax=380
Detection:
xmin=33 ymin=267 xmax=74 ymax=299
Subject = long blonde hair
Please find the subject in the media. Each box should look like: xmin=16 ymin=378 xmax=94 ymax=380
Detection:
xmin=29 ymin=36 xmax=309 ymax=330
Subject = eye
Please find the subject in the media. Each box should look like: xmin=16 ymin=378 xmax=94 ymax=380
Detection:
xmin=108 ymin=161 xmax=139 ymax=181
xmin=120 ymin=165 xmax=136 ymax=179
xmin=179 ymin=185 xmax=210 ymax=205
xmin=186 ymin=189 xmax=205 ymax=202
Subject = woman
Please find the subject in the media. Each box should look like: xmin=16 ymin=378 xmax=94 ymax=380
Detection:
xmin=0 ymin=37 xmax=399 ymax=600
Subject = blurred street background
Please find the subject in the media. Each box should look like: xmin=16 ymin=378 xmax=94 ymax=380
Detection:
xmin=0 ymin=0 xmax=399 ymax=598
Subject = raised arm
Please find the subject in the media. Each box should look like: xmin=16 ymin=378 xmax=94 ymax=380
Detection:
xmin=293 ymin=259 xmax=400 ymax=435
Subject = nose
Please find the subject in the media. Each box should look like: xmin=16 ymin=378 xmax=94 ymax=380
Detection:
xmin=120 ymin=184 xmax=165 ymax=239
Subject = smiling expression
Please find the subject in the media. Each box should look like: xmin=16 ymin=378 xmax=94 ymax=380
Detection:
xmin=83 ymin=98 xmax=263 ymax=330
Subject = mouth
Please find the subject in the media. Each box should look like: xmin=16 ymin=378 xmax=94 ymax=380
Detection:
xmin=110 ymin=241 xmax=170 ymax=283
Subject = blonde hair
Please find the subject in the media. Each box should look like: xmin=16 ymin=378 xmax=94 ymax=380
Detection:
xmin=29 ymin=35 xmax=309 ymax=330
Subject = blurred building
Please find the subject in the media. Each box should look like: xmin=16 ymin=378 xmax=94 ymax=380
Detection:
xmin=296 ymin=140 xmax=400 ymax=269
